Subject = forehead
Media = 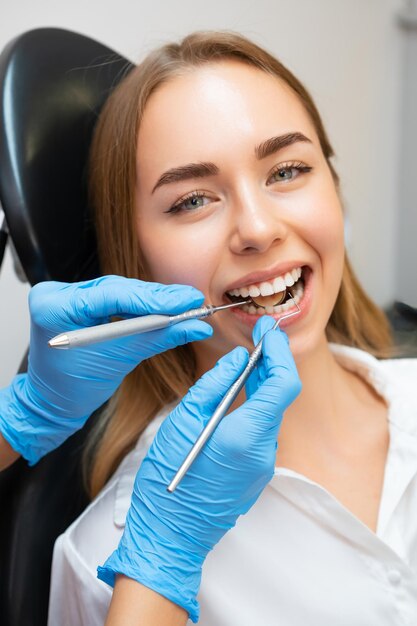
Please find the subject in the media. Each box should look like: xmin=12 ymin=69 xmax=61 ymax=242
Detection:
xmin=137 ymin=60 xmax=318 ymax=167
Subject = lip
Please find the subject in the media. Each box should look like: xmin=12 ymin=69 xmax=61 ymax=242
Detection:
xmin=223 ymin=261 xmax=309 ymax=294
xmin=229 ymin=266 xmax=313 ymax=329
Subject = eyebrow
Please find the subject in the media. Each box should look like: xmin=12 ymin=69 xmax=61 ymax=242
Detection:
xmin=152 ymin=162 xmax=219 ymax=193
xmin=151 ymin=131 xmax=312 ymax=193
xmin=255 ymin=132 xmax=312 ymax=159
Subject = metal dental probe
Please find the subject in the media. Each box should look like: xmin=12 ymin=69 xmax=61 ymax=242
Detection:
xmin=167 ymin=292 xmax=301 ymax=493
xmin=48 ymin=300 xmax=247 ymax=349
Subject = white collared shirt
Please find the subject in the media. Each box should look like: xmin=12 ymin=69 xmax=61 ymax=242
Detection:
xmin=48 ymin=346 xmax=417 ymax=626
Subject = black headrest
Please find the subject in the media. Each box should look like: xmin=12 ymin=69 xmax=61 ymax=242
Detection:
xmin=0 ymin=27 xmax=133 ymax=285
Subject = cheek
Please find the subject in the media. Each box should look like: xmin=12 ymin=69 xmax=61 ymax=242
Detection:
xmin=300 ymin=182 xmax=345 ymax=267
xmin=136 ymin=219 xmax=223 ymax=291
xmin=310 ymin=208 xmax=345 ymax=262
xmin=309 ymin=203 xmax=346 ymax=311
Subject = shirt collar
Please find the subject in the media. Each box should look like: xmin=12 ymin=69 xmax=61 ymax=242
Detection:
xmin=329 ymin=343 xmax=417 ymax=433
xmin=272 ymin=344 xmax=417 ymax=542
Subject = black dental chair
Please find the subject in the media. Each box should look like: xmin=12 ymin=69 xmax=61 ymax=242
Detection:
xmin=0 ymin=27 xmax=133 ymax=626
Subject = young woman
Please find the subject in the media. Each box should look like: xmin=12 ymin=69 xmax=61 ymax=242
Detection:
xmin=48 ymin=31 xmax=417 ymax=625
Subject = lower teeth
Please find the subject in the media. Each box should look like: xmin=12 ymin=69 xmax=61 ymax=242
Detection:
xmin=241 ymin=280 xmax=304 ymax=316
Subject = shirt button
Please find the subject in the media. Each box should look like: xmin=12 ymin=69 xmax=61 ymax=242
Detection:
xmin=387 ymin=569 xmax=401 ymax=585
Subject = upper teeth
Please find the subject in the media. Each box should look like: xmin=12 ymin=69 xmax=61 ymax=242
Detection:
xmin=228 ymin=267 xmax=302 ymax=298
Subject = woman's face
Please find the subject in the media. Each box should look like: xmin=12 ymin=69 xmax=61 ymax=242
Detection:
xmin=135 ymin=61 xmax=345 ymax=371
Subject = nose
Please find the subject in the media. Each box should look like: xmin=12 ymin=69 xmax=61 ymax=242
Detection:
xmin=229 ymin=187 xmax=289 ymax=254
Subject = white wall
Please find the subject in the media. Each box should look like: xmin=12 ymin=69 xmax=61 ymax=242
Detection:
xmin=395 ymin=1 xmax=417 ymax=306
xmin=0 ymin=0 xmax=406 ymax=386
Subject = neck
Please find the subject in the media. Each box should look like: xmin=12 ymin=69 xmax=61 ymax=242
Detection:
xmin=285 ymin=337 xmax=348 ymax=431
xmin=280 ymin=336 xmax=386 ymax=449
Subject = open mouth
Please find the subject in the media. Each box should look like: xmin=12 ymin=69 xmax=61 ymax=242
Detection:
xmin=225 ymin=265 xmax=306 ymax=315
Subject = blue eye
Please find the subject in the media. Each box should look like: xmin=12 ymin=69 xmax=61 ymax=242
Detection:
xmin=168 ymin=192 xmax=211 ymax=214
xmin=268 ymin=162 xmax=312 ymax=185
xmin=182 ymin=195 xmax=206 ymax=210
xmin=272 ymin=167 xmax=297 ymax=181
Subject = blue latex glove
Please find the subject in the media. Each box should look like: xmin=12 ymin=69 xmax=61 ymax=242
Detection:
xmin=0 ymin=276 xmax=212 ymax=465
xmin=98 ymin=316 xmax=301 ymax=623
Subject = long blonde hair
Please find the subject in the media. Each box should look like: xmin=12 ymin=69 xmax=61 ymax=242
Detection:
xmin=85 ymin=31 xmax=392 ymax=498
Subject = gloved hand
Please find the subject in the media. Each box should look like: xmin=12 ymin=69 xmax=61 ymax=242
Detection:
xmin=0 ymin=276 xmax=212 ymax=465
xmin=98 ymin=316 xmax=301 ymax=623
